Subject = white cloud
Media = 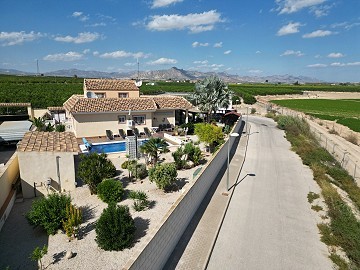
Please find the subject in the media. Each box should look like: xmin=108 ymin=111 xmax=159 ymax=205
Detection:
xmin=277 ymin=22 xmax=302 ymax=36
xmin=124 ymin=62 xmax=137 ymax=66
xmin=146 ymin=10 xmax=223 ymax=33
xmin=249 ymin=69 xmax=263 ymax=74
xmin=54 ymin=32 xmax=100 ymax=43
xmin=214 ymin=42 xmax=223 ymax=48
xmin=310 ymin=4 xmax=335 ymax=18
xmin=93 ymin=51 xmax=99 ymax=56
xmin=87 ymin=22 xmax=107 ymax=27
xmin=224 ymin=50 xmax=232 ymax=55
xmin=192 ymin=41 xmax=209 ymax=47
xmin=0 ymin=31 xmax=43 ymax=46
xmin=147 ymin=58 xmax=177 ymax=65
xmin=331 ymin=62 xmax=360 ymax=67
xmin=307 ymin=63 xmax=327 ymax=68
xmin=256 ymin=50 xmax=262 ymax=54
xmin=43 ymin=51 xmax=83 ymax=62
xmin=72 ymin=11 xmax=89 ymax=22
xmin=211 ymin=64 xmax=224 ymax=68
xmin=276 ymin=0 xmax=326 ymax=14
xmin=280 ymin=50 xmax=304 ymax=57
xmin=193 ymin=60 xmax=209 ymax=64
xmin=327 ymin=52 xmax=344 ymax=58
xmin=99 ymin=50 xmax=149 ymax=59
xmin=83 ymin=49 xmax=91 ymax=54
xmin=331 ymin=21 xmax=360 ymax=31
xmin=302 ymin=30 xmax=333 ymax=38
xmin=151 ymin=0 xmax=183 ymax=8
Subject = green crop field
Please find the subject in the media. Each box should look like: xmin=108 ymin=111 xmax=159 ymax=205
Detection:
xmin=1 ymin=74 xmax=360 ymax=110
xmin=271 ymin=99 xmax=360 ymax=132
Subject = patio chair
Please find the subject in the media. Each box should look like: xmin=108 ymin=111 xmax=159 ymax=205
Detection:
xmin=143 ymin=127 xmax=152 ymax=137
xmin=134 ymin=128 xmax=141 ymax=138
xmin=118 ymin=129 xmax=126 ymax=139
xmin=165 ymin=123 xmax=173 ymax=131
xmin=106 ymin=130 xmax=114 ymax=140
xmin=159 ymin=124 xmax=165 ymax=131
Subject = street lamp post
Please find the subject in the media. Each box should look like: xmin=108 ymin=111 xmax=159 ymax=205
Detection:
xmin=227 ymin=132 xmax=240 ymax=191
xmin=246 ymin=107 xmax=252 ymax=133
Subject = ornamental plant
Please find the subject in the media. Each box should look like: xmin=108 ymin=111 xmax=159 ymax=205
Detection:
xmin=97 ymin=178 xmax=124 ymax=204
xmin=26 ymin=193 xmax=71 ymax=235
xmin=129 ymin=190 xmax=150 ymax=211
xmin=62 ymin=203 xmax=82 ymax=239
xmin=95 ymin=203 xmax=136 ymax=251
xmin=149 ymin=163 xmax=177 ymax=191
xmin=77 ymin=153 xmax=116 ymax=194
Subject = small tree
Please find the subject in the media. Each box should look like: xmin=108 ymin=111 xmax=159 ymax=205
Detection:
xmin=140 ymin=137 xmax=169 ymax=166
xmin=95 ymin=204 xmax=136 ymax=251
xmin=30 ymin=245 xmax=48 ymax=270
xmin=128 ymin=162 xmax=148 ymax=180
xmin=149 ymin=163 xmax=177 ymax=191
xmin=77 ymin=153 xmax=116 ymax=194
xmin=26 ymin=193 xmax=71 ymax=235
xmin=184 ymin=143 xmax=203 ymax=166
xmin=55 ymin=124 xmax=65 ymax=132
xmin=194 ymin=123 xmax=224 ymax=152
xmin=172 ymin=147 xmax=186 ymax=169
xmin=97 ymin=178 xmax=124 ymax=204
xmin=62 ymin=204 xmax=82 ymax=239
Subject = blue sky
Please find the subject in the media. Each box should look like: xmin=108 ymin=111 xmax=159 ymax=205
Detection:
xmin=0 ymin=0 xmax=359 ymax=82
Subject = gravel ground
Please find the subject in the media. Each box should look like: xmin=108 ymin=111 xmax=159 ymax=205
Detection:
xmin=24 ymin=139 xmax=208 ymax=270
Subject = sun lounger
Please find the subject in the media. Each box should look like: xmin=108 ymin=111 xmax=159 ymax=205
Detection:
xmin=118 ymin=129 xmax=126 ymax=139
xmin=143 ymin=127 xmax=152 ymax=137
xmin=106 ymin=130 xmax=114 ymax=140
xmin=82 ymin=138 xmax=92 ymax=149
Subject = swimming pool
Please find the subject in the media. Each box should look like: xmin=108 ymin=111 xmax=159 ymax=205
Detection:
xmin=81 ymin=139 xmax=148 ymax=154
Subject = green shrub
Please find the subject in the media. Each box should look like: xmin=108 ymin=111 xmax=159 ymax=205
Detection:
xmin=180 ymin=122 xmax=195 ymax=135
xmin=307 ymin=192 xmax=320 ymax=203
xmin=29 ymin=245 xmax=48 ymax=270
xmin=95 ymin=204 xmax=136 ymax=251
xmin=77 ymin=153 xmax=116 ymax=194
xmin=172 ymin=147 xmax=186 ymax=169
xmin=251 ymin=108 xmax=256 ymax=114
xmin=97 ymin=179 xmax=124 ymax=203
xmin=55 ymin=124 xmax=65 ymax=132
xmin=149 ymin=163 xmax=178 ymax=191
xmin=129 ymin=190 xmax=150 ymax=211
xmin=184 ymin=142 xmax=203 ymax=166
xmin=128 ymin=162 xmax=148 ymax=180
xmin=26 ymin=193 xmax=71 ymax=235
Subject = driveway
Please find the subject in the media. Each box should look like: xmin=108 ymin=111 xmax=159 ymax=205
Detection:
xmin=207 ymin=116 xmax=333 ymax=270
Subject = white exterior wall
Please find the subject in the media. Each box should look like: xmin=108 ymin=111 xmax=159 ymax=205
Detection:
xmin=18 ymin=152 xmax=77 ymax=198
xmin=152 ymin=110 xmax=175 ymax=127
xmin=72 ymin=112 xmax=154 ymax=138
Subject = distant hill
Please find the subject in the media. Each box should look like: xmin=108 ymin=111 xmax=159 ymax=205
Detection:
xmin=0 ymin=67 xmax=322 ymax=84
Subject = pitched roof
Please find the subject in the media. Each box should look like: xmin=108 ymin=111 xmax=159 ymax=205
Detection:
xmin=152 ymin=96 xmax=194 ymax=110
xmin=0 ymin=103 xmax=31 ymax=107
xmin=47 ymin=106 xmax=65 ymax=111
xmin=64 ymin=95 xmax=157 ymax=113
xmin=84 ymin=79 xmax=139 ymax=91
xmin=17 ymin=131 xmax=79 ymax=152
xmin=63 ymin=95 xmax=194 ymax=113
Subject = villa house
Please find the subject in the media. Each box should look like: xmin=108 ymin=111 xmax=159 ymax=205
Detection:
xmin=84 ymin=79 xmax=140 ymax=98
xmin=63 ymin=79 xmax=195 ymax=138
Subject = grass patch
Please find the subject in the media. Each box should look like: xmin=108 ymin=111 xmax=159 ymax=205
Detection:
xmin=307 ymin=192 xmax=320 ymax=203
xmin=311 ymin=205 xmax=323 ymax=212
xmin=329 ymin=253 xmax=349 ymax=270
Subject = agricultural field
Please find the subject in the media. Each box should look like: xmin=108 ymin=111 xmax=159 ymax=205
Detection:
xmin=1 ymin=74 xmax=360 ymax=110
xmin=271 ymin=99 xmax=360 ymax=132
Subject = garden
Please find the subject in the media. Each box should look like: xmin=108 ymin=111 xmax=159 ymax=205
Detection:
xmin=21 ymin=122 xmax=228 ymax=269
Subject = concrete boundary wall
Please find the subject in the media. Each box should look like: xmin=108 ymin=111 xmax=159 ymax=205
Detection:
xmin=125 ymin=118 xmax=243 ymax=270
xmin=0 ymin=153 xmax=19 ymax=232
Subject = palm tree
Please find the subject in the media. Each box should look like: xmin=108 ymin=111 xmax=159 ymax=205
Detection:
xmin=140 ymin=138 xmax=169 ymax=166
xmin=30 ymin=117 xmax=45 ymax=131
xmin=188 ymin=76 xmax=233 ymax=122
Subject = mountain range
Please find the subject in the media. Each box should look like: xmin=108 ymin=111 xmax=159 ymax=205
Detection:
xmin=0 ymin=67 xmax=322 ymax=84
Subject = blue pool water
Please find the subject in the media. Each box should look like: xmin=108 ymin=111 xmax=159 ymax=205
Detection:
xmin=87 ymin=140 xmax=148 ymax=154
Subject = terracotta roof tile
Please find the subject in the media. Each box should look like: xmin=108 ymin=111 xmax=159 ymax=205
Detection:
xmin=47 ymin=106 xmax=65 ymax=111
xmin=0 ymin=103 xmax=31 ymax=107
xmin=84 ymin=79 xmax=139 ymax=91
xmin=152 ymin=96 xmax=194 ymax=110
xmin=17 ymin=132 xmax=79 ymax=152
xmin=64 ymin=95 xmax=157 ymax=113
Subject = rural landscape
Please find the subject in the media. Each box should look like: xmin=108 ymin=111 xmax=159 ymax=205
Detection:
xmin=1 ymin=0 xmax=359 ymax=269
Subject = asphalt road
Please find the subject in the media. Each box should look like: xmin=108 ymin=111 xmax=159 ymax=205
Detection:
xmin=207 ymin=116 xmax=333 ymax=270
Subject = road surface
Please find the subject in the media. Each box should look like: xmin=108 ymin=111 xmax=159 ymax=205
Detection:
xmin=207 ymin=116 xmax=332 ymax=270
